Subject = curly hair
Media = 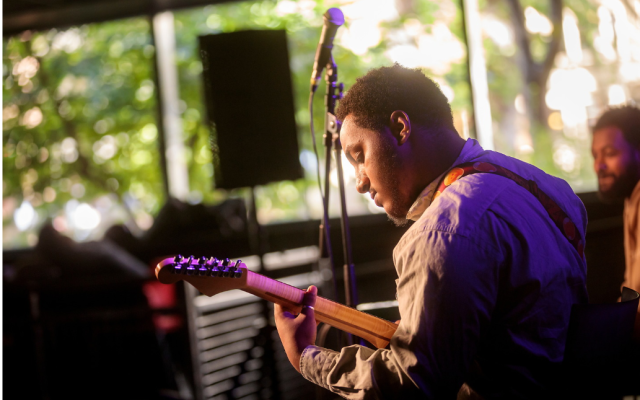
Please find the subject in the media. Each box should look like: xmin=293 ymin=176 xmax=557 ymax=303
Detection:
xmin=593 ymin=105 xmax=640 ymax=147
xmin=336 ymin=63 xmax=454 ymax=132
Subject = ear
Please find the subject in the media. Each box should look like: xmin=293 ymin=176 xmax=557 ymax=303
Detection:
xmin=389 ymin=110 xmax=411 ymax=146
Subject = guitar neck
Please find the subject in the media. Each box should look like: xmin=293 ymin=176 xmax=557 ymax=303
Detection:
xmin=243 ymin=270 xmax=398 ymax=349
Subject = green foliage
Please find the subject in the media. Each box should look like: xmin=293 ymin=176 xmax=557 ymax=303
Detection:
xmin=4 ymin=0 xmax=473 ymax=248
xmin=3 ymin=19 xmax=162 ymax=247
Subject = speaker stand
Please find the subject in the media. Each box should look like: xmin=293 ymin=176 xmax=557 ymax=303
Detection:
xmin=247 ymin=187 xmax=266 ymax=272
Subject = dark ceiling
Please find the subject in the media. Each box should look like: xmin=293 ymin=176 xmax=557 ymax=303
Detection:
xmin=3 ymin=0 xmax=237 ymax=36
xmin=4 ymin=0 xmax=93 ymax=16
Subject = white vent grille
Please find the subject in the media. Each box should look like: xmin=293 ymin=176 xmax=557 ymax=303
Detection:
xmin=189 ymin=290 xmax=318 ymax=399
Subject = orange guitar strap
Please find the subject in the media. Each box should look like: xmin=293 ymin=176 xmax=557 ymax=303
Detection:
xmin=433 ymin=161 xmax=585 ymax=260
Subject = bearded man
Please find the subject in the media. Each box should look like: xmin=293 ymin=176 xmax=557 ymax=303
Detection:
xmin=274 ymin=64 xmax=588 ymax=399
xmin=591 ymin=105 xmax=640 ymax=295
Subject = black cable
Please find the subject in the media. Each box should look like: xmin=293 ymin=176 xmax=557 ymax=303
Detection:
xmin=309 ymin=90 xmax=325 ymax=202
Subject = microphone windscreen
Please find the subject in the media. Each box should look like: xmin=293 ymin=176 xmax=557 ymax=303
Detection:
xmin=324 ymin=8 xmax=345 ymax=26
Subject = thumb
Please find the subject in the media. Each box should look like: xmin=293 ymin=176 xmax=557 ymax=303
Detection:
xmin=301 ymin=285 xmax=317 ymax=316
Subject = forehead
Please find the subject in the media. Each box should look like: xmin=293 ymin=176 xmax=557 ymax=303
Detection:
xmin=592 ymin=125 xmax=627 ymax=149
xmin=340 ymin=116 xmax=381 ymax=150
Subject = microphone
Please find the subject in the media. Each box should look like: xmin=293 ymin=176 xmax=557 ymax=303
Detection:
xmin=310 ymin=8 xmax=345 ymax=91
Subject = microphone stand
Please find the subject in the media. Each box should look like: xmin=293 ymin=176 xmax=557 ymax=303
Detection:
xmin=321 ymin=58 xmax=359 ymax=345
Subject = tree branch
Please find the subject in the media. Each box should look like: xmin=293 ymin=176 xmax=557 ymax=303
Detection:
xmin=540 ymin=0 xmax=563 ymax=86
xmin=35 ymin=59 xmax=111 ymax=192
xmin=506 ymin=0 xmax=565 ymax=123
xmin=506 ymin=0 xmax=535 ymax=82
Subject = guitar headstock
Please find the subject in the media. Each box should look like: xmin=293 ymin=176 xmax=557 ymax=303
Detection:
xmin=155 ymin=255 xmax=248 ymax=296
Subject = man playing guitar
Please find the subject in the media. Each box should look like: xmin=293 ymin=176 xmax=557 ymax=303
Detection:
xmin=274 ymin=64 xmax=588 ymax=399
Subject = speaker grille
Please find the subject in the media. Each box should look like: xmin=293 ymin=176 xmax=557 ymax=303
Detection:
xmin=200 ymin=30 xmax=303 ymax=190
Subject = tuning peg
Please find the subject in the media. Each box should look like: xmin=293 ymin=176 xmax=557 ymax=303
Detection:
xmin=209 ymin=257 xmax=220 ymax=276
xmin=198 ymin=256 xmax=209 ymax=276
xmin=210 ymin=259 xmax=222 ymax=276
xmin=208 ymin=258 xmax=219 ymax=274
xmin=185 ymin=256 xmax=196 ymax=276
xmin=173 ymin=255 xmax=185 ymax=274
xmin=222 ymin=258 xmax=230 ymax=267
xmin=230 ymin=260 xmax=243 ymax=278
xmin=231 ymin=260 xmax=243 ymax=278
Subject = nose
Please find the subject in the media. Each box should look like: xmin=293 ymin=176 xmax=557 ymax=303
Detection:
xmin=594 ymin=155 xmax=606 ymax=173
xmin=355 ymin=168 xmax=370 ymax=194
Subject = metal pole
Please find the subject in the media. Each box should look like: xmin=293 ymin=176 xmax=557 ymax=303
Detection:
xmin=333 ymin=137 xmax=358 ymax=308
xmin=324 ymin=60 xmax=358 ymax=345
xmin=318 ymin=84 xmax=337 ymax=301
xmin=248 ymin=187 xmax=266 ymax=271
xmin=458 ymin=0 xmax=478 ymax=141
xmin=148 ymin=14 xmax=170 ymax=198
xmin=462 ymin=0 xmax=495 ymax=150
xmin=151 ymin=11 xmax=190 ymax=200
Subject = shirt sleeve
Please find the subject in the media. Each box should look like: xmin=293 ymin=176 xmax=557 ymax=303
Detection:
xmin=299 ymin=229 xmax=503 ymax=399
xmin=623 ymin=199 xmax=640 ymax=294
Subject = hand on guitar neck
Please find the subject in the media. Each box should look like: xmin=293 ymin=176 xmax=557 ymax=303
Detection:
xmin=274 ymin=285 xmax=319 ymax=372
xmin=156 ymin=255 xmax=399 ymax=350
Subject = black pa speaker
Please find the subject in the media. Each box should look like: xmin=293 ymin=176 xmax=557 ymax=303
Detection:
xmin=199 ymin=30 xmax=303 ymax=190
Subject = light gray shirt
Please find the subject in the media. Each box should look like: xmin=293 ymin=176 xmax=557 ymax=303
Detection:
xmin=300 ymin=139 xmax=588 ymax=399
xmin=623 ymin=180 xmax=640 ymax=294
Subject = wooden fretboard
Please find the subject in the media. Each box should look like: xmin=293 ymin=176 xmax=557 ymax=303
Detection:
xmin=243 ymin=270 xmax=398 ymax=349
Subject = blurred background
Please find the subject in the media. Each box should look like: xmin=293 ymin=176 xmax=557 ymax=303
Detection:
xmin=3 ymin=0 xmax=640 ymax=398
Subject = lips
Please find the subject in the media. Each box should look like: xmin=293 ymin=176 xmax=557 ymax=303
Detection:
xmin=598 ymin=176 xmax=614 ymax=184
xmin=370 ymin=190 xmax=381 ymax=207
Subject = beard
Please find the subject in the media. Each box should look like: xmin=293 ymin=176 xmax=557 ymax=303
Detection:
xmin=375 ymin=139 xmax=411 ymax=227
xmin=388 ymin=213 xmax=410 ymax=227
xmin=597 ymin=165 xmax=640 ymax=203
xmin=384 ymin=171 xmax=410 ymax=227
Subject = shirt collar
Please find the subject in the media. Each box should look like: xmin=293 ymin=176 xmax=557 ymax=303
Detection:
xmin=406 ymin=138 xmax=485 ymax=221
xmin=631 ymin=180 xmax=640 ymax=201
xmin=625 ymin=180 xmax=640 ymax=209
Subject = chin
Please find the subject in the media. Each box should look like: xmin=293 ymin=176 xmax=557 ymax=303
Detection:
xmin=597 ymin=189 xmax=625 ymax=204
xmin=597 ymin=176 xmax=639 ymax=203
xmin=384 ymin=205 xmax=410 ymax=227
xmin=387 ymin=214 xmax=410 ymax=227
xmin=381 ymin=190 xmax=412 ymax=227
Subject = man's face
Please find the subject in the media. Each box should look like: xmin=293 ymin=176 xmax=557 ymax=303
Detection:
xmin=592 ymin=125 xmax=640 ymax=202
xmin=340 ymin=116 xmax=415 ymax=226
